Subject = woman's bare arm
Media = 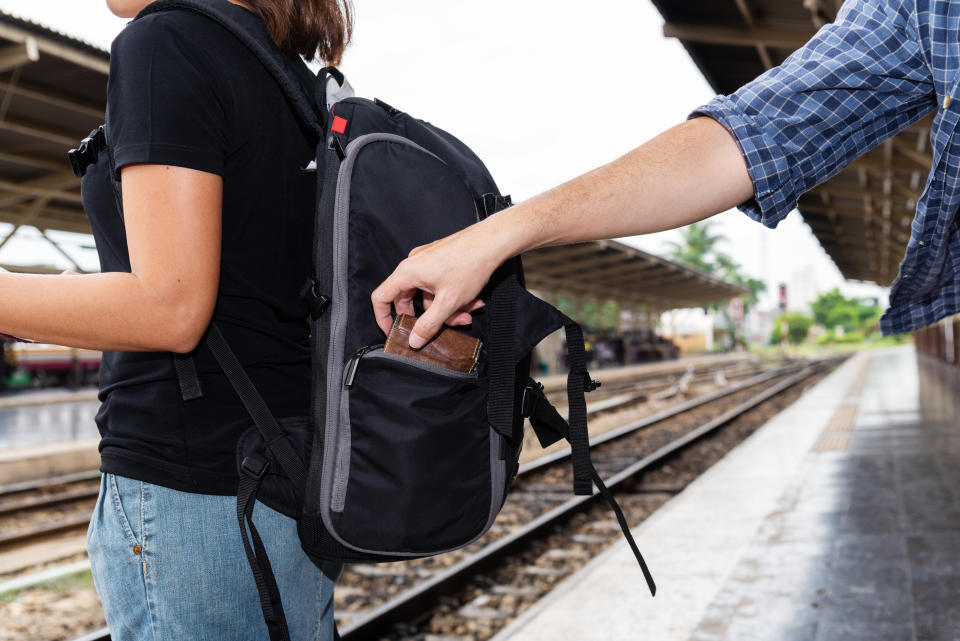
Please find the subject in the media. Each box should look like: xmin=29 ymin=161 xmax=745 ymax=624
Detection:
xmin=372 ymin=116 xmax=754 ymax=347
xmin=0 ymin=164 xmax=221 ymax=353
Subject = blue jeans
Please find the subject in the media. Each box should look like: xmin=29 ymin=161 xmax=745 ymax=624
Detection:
xmin=87 ymin=473 xmax=340 ymax=641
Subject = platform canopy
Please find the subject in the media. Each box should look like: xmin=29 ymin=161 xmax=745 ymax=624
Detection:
xmin=522 ymin=239 xmax=747 ymax=310
xmin=651 ymin=0 xmax=931 ymax=286
xmin=0 ymin=9 xmax=107 ymax=260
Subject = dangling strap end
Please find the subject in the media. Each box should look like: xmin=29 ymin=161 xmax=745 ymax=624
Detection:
xmin=573 ymin=478 xmax=593 ymax=496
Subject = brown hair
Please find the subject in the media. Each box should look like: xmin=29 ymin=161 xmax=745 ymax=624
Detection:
xmin=242 ymin=0 xmax=353 ymax=65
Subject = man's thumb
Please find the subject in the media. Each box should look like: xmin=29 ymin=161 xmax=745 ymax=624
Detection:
xmin=409 ymin=309 xmax=444 ymax=349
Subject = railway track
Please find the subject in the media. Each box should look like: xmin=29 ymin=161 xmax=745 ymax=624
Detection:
xmin=542 ymin=357 xmax=766 ymax=406
xmin=58 ymin=355 xmax=841 ymax=641
xmin=0 ymin=471 xmax=101 ymax=556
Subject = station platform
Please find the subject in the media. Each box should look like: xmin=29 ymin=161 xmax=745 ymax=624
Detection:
xmin=493 ymin=345 xmax=960 ymax=641
xmin=0 ymin=387 xmax=101 ymax=484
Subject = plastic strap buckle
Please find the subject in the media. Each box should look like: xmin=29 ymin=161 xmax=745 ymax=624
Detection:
xmin=241 ymin=456 xmax=269 ymax=480
xmin=67 ymin=125 xmax=106 ymax=178
xmin=328 ymin=134 xmax=346 ymax=160
xmin=520 ymin=381 xmax=544 ymax=418
xmin=300 ymin=278 xmax=331 ymax=321
xmin=475 ymin=193 xmax=513 ymax=219
xmin=574 ymin=369 xmax=601 ymax=393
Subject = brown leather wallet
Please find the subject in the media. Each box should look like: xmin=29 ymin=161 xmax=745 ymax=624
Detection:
xmin=383 ymin=314 xmax=481 ymax=374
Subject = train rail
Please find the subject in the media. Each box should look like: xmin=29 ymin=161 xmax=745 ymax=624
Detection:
xmin=55 ymin=356 xmax=841 ymax=641
xmin=0 ymin=471 xmax=101 ymax=557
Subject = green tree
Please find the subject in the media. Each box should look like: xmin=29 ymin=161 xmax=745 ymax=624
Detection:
xmin=667 ymin=223 xmax=767 ymax=348
xmin=810 ymin=288 xmax=883 ymax=337
xmin=666 ymin=221 xmax=724 ymax=273
xmin=770 ymin=313 xmax=814 ymax=345
xmin=810 ymin=288 xmax=848 ymax=326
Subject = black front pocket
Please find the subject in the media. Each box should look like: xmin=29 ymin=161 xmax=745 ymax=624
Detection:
xmin=330 ymin=349 xmax=492 ymax=554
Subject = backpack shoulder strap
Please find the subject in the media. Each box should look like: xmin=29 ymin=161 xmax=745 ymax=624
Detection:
xmin=137 ymin=0 xmax=324 ymax=136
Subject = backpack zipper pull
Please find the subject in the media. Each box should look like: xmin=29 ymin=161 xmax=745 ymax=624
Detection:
xmin=343 ymin=344 xmax=382 ymax=388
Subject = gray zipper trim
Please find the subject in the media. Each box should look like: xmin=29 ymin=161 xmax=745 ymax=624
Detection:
xmin=486 ymin=428 xmax=507 ymax=531
xmin=363 ymin=350 xmax=479 ymax=379
xmin=330 ymin=383 xmax=351 ymax=513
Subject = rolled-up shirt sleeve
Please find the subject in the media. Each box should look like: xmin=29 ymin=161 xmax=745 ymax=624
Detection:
xmin=690 ymin=0 xmax=936 ymax=228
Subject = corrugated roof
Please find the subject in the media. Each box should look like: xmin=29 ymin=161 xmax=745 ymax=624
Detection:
xmin=523 ymin=240 xmax=748 ymax=310
xmin=0 ymin=8 xmax=108 ymax=258
xmin=0 ymin=8 xmax=109 ymax=60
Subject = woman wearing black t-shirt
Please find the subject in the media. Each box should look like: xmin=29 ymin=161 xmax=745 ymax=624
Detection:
xmin=0 ymin=0 xmax=349 ymax=638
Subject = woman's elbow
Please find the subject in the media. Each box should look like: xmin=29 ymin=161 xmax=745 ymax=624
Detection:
xmin=147 ymin=294 xmax=214 ymax=354
xmin=166 ymin=304 xmax=213 ymax=354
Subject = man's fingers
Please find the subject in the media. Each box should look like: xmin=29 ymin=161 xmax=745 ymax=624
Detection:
xmin=395 ymin=295 xmax=416 ymax=317
xmin=464 ymin=299 xmax=485 ymax=312
xmin=445 ymin=311 xmax=474 ymax=326
xmin=409 ymin=297 xmax=455 ymax=349
xmin=371 ymin=277 xmax=408 ymax=335
xmin=426 ymin=294 xmax=480 ymax=314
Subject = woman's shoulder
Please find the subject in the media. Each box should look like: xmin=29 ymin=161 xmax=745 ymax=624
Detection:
xmin=110 ymin=9 xmax=248 ymax=64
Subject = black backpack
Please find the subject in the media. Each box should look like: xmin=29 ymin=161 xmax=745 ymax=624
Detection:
xmin=136 ymin=1 xmax=655 ymax=638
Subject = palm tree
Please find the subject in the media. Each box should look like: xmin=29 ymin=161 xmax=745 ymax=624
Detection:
xmin=666 ymin=221 xmax=724 ymax=272
xmin=666 ymin=222 xmax=767 ymax=348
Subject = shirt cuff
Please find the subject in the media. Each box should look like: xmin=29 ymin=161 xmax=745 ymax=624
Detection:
xmin=113 ymin=142 xmax=225 ymax=178
xmin=689 ymin=95 xmax=796 ymax=229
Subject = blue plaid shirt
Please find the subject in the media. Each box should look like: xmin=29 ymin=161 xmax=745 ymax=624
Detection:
xmin=692 ymin=0 xmax=960 ymax=335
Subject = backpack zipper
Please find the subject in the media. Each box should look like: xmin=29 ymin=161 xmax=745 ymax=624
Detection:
xmin=343 ymin=344 xmax=383 ymax=388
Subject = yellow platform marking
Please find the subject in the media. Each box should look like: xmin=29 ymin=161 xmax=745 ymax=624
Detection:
xmin=811 ymin=357 xmax=870 ymax=453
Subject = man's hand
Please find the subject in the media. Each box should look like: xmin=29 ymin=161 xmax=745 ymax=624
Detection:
xmin=371 ymin=219 xmax=507 ymax=349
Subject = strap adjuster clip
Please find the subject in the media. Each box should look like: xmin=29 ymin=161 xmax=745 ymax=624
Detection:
xmin=67 ymin=125 xmax=106 ymax=178
xmin=581 ymin=370 xmax=601 ymax=393
xmin=241 ymin=456 xmax=269 ymax=480
xmin=520 ymin=381 xmax=544 ymax=418
xmin=300 ymin=278 xmax=331 ymax=321
xmin=572 ymin=368 xmax=601 ymax=393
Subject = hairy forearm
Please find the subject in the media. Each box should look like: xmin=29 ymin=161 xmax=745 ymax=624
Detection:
xmin=489 ymin=116 xmax=753 ymax=260
xmin=0 ymin=271 xmax=204 ymax=352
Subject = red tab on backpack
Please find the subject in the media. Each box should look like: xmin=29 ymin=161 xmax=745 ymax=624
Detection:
xmin=331 ymin=116 xmax=348 ymax=134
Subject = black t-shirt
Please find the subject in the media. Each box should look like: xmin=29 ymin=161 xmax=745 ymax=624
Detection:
xmin=82 ymin=2 xmax=318 ymax=494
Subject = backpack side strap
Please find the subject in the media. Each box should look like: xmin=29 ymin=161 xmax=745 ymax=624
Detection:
xmin=522 ymin=376 xmax=657 ymax=596
xmin=483 ymin=194 xmax=520 ymax=445
xmin=173 ymin=353 xmax=204 ymax=400
xmin=560 ymin=318 xmax=599 ymax=496
xmin=237 ymin=456 xmax=292 ymax=641
xmin=206 ymin=323 xmax=307 ymax=489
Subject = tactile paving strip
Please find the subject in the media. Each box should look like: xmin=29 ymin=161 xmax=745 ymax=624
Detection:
xmin=810 ymin=357 xmax=870 ymax=452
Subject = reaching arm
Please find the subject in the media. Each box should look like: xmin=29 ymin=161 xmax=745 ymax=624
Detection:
xmin=0 ymin=164 xmax=222 ymax=353
xmin=371 ymin=116 xmax=752 ymax=347
xmin=373 ymin=0 xmax=937 ymax=349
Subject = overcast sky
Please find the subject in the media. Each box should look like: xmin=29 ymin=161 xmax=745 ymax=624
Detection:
xmin=0 ymin=0 xmax=888 ymax=312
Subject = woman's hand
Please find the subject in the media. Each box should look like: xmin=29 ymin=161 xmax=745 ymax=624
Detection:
xmin=371 ymin=216 xmax=515 ymax=349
